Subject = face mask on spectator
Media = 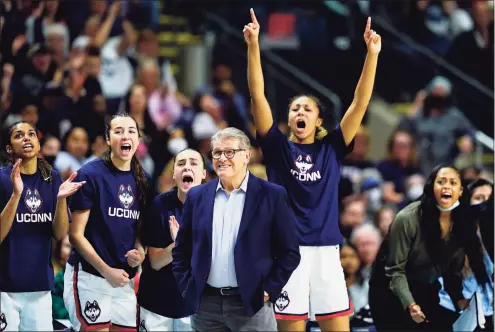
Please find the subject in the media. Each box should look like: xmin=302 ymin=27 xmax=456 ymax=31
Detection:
xmin=366 ymin=187 xmax=382 ymax=212
xmin=168 ymin=137 xmax=188 ymax=155
xmin=407 ymin=184 xmax=424 ymax=201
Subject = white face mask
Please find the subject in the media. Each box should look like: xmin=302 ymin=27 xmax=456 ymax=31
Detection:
xmin=437 ymin=200 xmax=460 ymax=212
xmin=407 ymin=184 xmax=424 ymax=201
xmin=167 ymin=137 xmax=188 ymax=155
xmin=366 ymin=187 xmax=382 ymax=212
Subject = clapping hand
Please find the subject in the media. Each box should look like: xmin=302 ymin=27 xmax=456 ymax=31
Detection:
xmin=169 ymin=215 xmax=180 ymax=242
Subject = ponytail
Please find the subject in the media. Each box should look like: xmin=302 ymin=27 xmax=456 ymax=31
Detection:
xmin=131 ymin=155 xmax=149 ymax=207
xmin=37 ymin=157 xmax=53 ymax=183
xmin=315 ymin=126 xmax=328 ymax=141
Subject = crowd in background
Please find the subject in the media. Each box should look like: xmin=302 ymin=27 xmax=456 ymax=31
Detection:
xmin=0 ymin=0 xmax=493 ymax=330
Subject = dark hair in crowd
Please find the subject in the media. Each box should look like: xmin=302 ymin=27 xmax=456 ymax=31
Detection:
xmin=102 ymin=113 xmax=149 ymax=206
xmin=3 ymin=121 xmax=52 ymax=183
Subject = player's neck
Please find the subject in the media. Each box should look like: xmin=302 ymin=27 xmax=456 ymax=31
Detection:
xmin=289 ymin=134 xmax=315 ymax=144
xmin=177 ymin=189 xmax=186 ymax=203
xmin=110 ymin=153 xmax=132 ymax=171
xmin=19 ymin=157 xmax=37 ymax=175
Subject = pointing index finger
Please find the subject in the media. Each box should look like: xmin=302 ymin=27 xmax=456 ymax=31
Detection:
xmin=365 ymin=17 xmax=371 ymax=33
xmin=250 ymin=8 xmax=258 ymax=25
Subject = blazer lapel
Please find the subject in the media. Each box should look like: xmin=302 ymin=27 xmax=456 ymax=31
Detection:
xmin=203 ymin=179 xmax=218 ymax=250
xmin=236 ymin=174 xmax=262 ymax=242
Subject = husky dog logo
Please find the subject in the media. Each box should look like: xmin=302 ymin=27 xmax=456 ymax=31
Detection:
xmin=118 ymin=185 xmax=134 ymax=209
xmin=24 ymin=188 xmax=42 ymax=213
xmin=294 ymin=154 xmax=314 ymax=174
xmin=0 ymin=313 xmax=7 ymax=332
xmin=84 ymin=300 xmax=101 ymax=322
xmin=139 ymin=319 xmax=147 ymax=332
xmin=275 ymin=291 xmax=290 ymax=311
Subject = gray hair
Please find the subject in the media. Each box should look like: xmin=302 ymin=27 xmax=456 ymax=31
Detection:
xmin=350 ymin=223 xmax=382 ymax=245
xmin=211 ymin=127 xmax=250 ymax=150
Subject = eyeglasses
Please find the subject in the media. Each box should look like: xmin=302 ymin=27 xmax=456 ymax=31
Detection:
xmin=211 ymin=149 xmax=245 ymax=160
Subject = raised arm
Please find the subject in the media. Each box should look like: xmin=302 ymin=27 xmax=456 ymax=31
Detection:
xmin=340 ymin=18 xmax=381 ymax=145
xmin=244 ymin=8 xmax=274 ymax=136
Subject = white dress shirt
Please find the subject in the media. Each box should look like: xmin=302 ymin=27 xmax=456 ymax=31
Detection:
xmin=207 ymin=172 xmax=249 ymax=288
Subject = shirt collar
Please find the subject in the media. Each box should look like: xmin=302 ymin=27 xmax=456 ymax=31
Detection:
xmin=216 ymin=171 xmax=249 ymax=193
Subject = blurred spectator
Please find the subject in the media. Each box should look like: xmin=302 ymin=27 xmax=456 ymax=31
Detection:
xmin=85 ymin=134 xmax=107 ymax=164
xmin=398 ymin=76 xmax=475 ymax=175
xmin=339 ymin=195 xmax=367 ymax=240
xmin=469 ymin=178 xmax=493 ymax=205
xmin=54 ymin=126 xmax=89 ymax=179
xmin=340 ymin=243 xmax=368 ymax=313
xmin=448 ymin=0 xmax=494 ymax=89
xmin=26 ymin=0 xmax=69 ymax=46
xmin=359 ymin=168 xmax=384 ymax=219
xmin=51 ymin=234 xmax=71 ymax=320
xmin=404 ymin=173 xmax=425 ymax=204
xmin=373 ymin=205 xmax=396 ymax=237
xmin=377 ymin=129 xmax=421 ymax=208
xmin=11 ymin=43 xmax=57 ymax=112
xmin=341 ymin=126 xmax=376 ymax=187
xmin=460 ymin=164 xmax=482 ymax=185
xmin=40 ymin=134 xmax=61 ymax=166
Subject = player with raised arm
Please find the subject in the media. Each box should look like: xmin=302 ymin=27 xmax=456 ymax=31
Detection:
xmin=243 ymin=8 xmax=381 ymax=332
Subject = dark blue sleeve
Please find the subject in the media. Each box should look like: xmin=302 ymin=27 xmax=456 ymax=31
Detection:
xmin=143 ymin=197 xmax=174 ymax=249
xmin=0 ymin=172 xmax=8 ymax=211
xmin=263 ymin=186 xmax=301 ymax=302
xmin=172 ymin=190 xmax=195 ymax=296
xmin=256 ymin=123 xmax=290 ymax=164
xmin=68 ymin=170 xmax=95 ymax=211
xmin=323 ymin=125 xmax=354 ymax=161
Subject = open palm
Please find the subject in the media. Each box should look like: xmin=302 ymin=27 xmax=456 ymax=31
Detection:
xmin=58 ymin=172 xmax=85 ymax=199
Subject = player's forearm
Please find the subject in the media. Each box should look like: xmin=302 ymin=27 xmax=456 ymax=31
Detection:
xmin=149 ymin=244 xmax=174 ymax=270
xmin=247 ymin=43 xmax=265 ymax=99
xmin=0 ymin=193 xmax=21 ymax=243
xmin=52 ymin=198 xmax=69 ymax=241
xmin=353 ymin=52 xmax=378 ymax=109
xmin=69 ymin=233 xmax=110 ymax=275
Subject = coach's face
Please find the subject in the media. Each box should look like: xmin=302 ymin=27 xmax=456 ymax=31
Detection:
xmin=212 ymin=138 xmax=250 ymax=181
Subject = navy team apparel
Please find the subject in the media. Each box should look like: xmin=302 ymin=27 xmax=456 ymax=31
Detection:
xmin=138 ymin=188 xmax=195 ymax=318
xmin=68 ymin=158 xmax=147 ymax=279
xmin=0 ymin=166 xmax=64 ymax=292
xmin=257 ymin=124 xmax=354 ymax=246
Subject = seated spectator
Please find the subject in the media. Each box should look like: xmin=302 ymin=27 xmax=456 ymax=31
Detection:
xmin=351 ymin=223 xmax=382 ymax=280
xmin=340 ymin=242 xmax=367 ymax=312
xmin=377 ymin=129 xmax=421 ymax=208
xmin=469 ymin=178 xmax=493 ymax=205
xmin=373 ymin=205 xmax=396 ymax=237
xmin=40 ymin=134 xmax=61 ymax=167
xmin=398 ymin=76 xmax=475 ymax=175
xmin=339 ymin=195 xmax=368 ymax=240
xmin=404 ymin=173 xmax=425 ymax=204
xmin=51 ymin=234 xmax=72 ymax=320
xmin=359 ymin=168 xmax=384 ymax=219
xmin=54 ymin=126 xmax=89 ymax=179
xmin=341 ymin=125 xmax=376 ymax=186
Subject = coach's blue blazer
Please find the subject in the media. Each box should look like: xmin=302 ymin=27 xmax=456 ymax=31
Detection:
xmin=172 ymin=173 xmax=300 ymax=317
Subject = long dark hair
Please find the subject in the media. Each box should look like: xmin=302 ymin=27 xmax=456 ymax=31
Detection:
xmin=102 ymin=113 xmax=149 ymax=207
xmin=418 ymin=164 xmax=488 ymax=285
xmin=3 ymin=121 xmax=53 ymax=183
